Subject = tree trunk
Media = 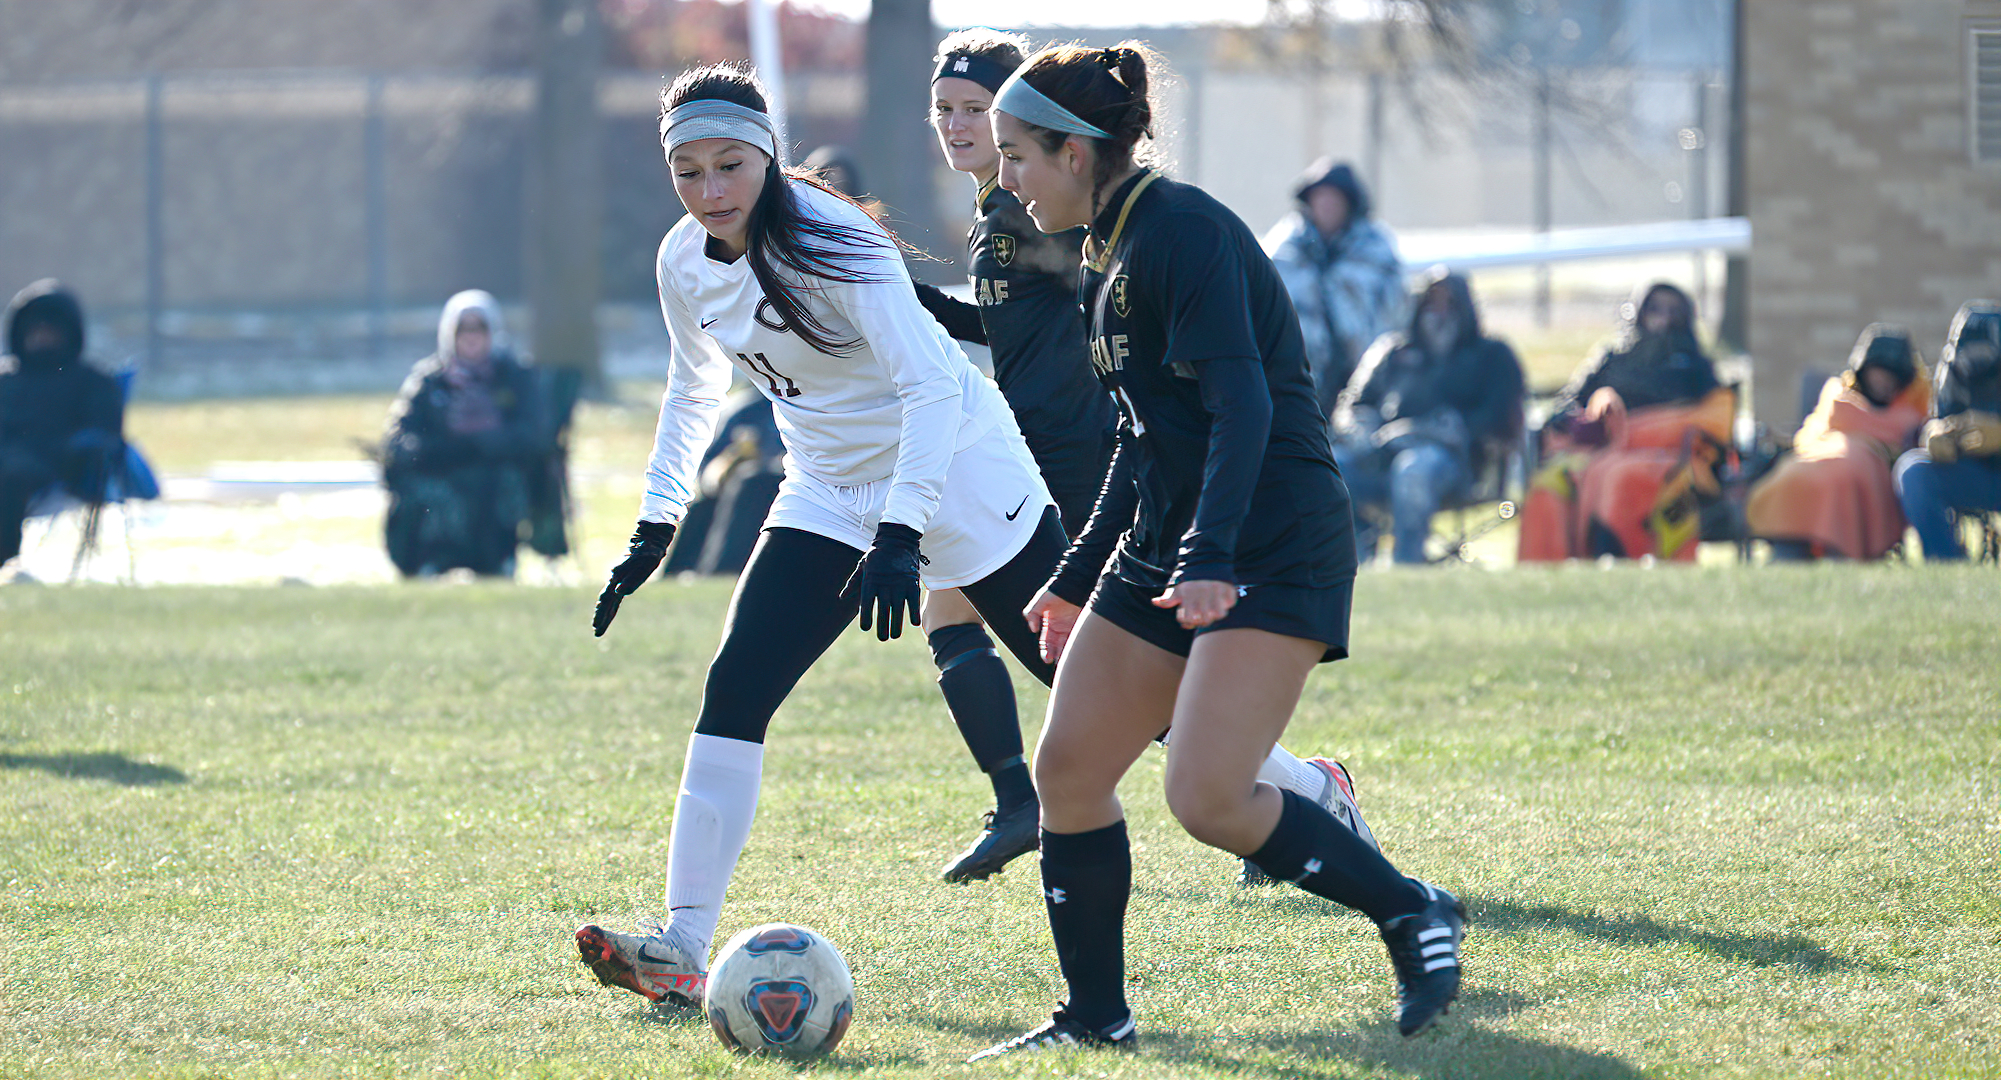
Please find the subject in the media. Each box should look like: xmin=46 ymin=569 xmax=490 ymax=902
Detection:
xmin=861 ymin=0 xmax=941 ymax=278
xmin=527 ymin=0 xmax=605 ymax=392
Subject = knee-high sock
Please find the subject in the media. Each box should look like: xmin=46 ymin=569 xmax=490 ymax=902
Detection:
xmin=1041 ymin=821 xmax=1132 ymax=1029
xmin=663 ymin=733 xmax=765 ymax=956
xmin=929 ymin=623 xmax=1034 ymax=813
xmin=1248 ymin=788 xmax=1425 ymax=923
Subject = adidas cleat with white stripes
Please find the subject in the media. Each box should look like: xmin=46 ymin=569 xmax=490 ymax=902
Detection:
xmin=967 ymin=1010 xmax=1138 ymax=1062
xmin=1378 ymin=880 xmax=1465 ymax=1036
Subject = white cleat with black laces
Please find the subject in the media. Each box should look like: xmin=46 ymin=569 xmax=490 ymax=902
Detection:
xmin=1378 ymin=879 xmax=1465 ymax=1036
xmin=967 ymin=1010 xmax=1138 ymax=1062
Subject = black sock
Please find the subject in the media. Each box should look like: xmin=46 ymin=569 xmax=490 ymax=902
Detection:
xmin=928 ymin=624 xmax=1031 ymax=810
xmin=1041 ymin=821 xmax=1131 ymax=1030
xmin=1249 ymin=789 xmax=1427 ymax=923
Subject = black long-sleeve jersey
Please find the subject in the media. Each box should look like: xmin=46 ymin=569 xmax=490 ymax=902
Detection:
xmin=1048 ymin=170 xmax=1356 ymax=601
xmin=916 ymin=178 xmax=1115 ymax=522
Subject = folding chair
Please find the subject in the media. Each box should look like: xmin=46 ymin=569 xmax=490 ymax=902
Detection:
xmin=20 ymin=368 xmax=159 ymax=582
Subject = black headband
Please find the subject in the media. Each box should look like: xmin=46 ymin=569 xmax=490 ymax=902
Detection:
xmin=932 ymin=52 xmax=1014 ymax=94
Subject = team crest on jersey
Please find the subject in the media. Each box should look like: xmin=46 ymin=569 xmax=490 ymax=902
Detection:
xmin=753 ymin=296 xmax=790 ymax=333
xmin=1111 ymin=274 xmax=1131 ymax=318
xmin=992 ymin=234 xmax=1016 ymax=266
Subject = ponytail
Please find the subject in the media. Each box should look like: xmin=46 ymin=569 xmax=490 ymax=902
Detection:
xmin=1013 ymin=40 xmax=1161 ymax=204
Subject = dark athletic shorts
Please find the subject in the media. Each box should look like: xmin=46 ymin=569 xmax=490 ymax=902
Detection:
xmin=1086 ymin=573 xmax=1352 ymax=664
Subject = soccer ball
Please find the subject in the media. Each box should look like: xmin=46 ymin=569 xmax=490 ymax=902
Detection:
xmin=705 ymin=923 xmax=854 ymax=1060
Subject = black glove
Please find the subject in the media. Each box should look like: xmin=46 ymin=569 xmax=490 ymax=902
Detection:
xmin=592 ymin=520 xmax=676 ymax=637
xmin=845 ymin=522 xmax=926 ymax=641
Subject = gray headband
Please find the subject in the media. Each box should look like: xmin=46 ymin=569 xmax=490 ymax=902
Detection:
xmin=662 ymin=98 xmax=779 ymax=161
xmin=992 ymin=69 xmax=1110 ymax=140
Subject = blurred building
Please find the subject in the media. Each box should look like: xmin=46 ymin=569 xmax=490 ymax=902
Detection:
xmin=1745 ymin=0 xmax=2001 ymax=429
xmin=0 ymin=0 xmax=863 ymax=391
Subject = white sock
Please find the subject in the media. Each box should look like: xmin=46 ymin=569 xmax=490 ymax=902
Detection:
xmin=1256 ymin=743 xmax=1328 ymax=801
xmin=1161 ymin=728 xmax=1326 ymax=802
xmin=663 ymin=733 xmax=765 ymax=958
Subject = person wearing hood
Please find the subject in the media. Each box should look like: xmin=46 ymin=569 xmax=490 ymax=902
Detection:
xmin=1262 ymin=158 xmax=1403 ymax=418
xmin=1892 ymin=301 xmax=2001 ymax=560
xmin=1 ymin=279 xmax=124 ymax=571
xmin=1747 ymin=325 xmax=1929 ymax=561
xmin=1517 ymin=281 xmax=1731 ymax=562
xmin=381 ymin=290 xmax=546 ymax=577
xmin=1332 ymin=271 xmax=1524 ymax=564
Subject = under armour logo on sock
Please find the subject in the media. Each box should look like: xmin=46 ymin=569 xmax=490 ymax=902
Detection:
xmin=1045 ymin=886 xmax=1067 ymax=904
xmin=1290 ymin=857 xmax=1323 ymax=885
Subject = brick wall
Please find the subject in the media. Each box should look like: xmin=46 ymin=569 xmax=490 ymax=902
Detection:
xmin=1748 ymin=0 xmax=2001 ymax=428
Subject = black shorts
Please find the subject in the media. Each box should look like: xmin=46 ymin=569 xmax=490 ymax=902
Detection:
xmin=1028 ymin=431 xmax=1115 ymax=539
xmin=1086 ymin=573 xmax=1352 ymax=664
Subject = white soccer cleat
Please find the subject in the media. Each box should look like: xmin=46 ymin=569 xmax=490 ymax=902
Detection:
xmin=575 ymin=920 xmax=707 ymax=1007
xmin=1307 ymin=757 xmax=1379 ymax=852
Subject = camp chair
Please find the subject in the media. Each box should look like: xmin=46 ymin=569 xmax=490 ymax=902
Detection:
xmin=21 ymin=367 xmax=160 ymax=582
xmin=1429 ymin=395 xmax=1529 ymax=565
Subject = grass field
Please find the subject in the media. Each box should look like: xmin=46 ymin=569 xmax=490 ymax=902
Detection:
xmin=3 ymin=567 xmax=1997 ymax=1079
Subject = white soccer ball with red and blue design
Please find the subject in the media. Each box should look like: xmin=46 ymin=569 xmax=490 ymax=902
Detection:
xmin=705 ymin=923 xmax=854 ymax=1060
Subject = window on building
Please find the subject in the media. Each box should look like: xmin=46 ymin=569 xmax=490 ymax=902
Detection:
xmin=1973 ymin=27 xmax=2001 ymax=162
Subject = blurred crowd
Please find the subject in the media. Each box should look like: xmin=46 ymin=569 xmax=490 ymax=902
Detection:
xmin=1261 ymin=156 xmax=2001 ymax=568
xmin=6 ymin=151 xmax=2000 ymax=581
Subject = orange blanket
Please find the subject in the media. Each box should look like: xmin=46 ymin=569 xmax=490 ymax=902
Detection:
xmin=1518 ymin=388 xmax=1734 ymax=562
xmin=1744 ymin=377 xmax=1928 ymax=558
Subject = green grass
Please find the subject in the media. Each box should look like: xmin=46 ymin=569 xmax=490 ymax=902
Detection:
xmin=3 ymin=568 xmax=1998 ymax=1078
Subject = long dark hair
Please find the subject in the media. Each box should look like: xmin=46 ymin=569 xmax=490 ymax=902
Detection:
xmin=662 ymin=64 xmax=897 ymax=356
xmin=1012 ymin=41 xmax=1160 ymax=207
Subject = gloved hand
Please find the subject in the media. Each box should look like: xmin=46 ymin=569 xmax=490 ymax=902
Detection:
xmin=592 ymin=520 xmax=676 ymax=636
xmin=845 ymin=522 xmax=926 ymax=641
xmin=1925 ymin=418 xmax=1962 ymax=464
xmin=1958 ymin=410 xmax=2001 ymax=456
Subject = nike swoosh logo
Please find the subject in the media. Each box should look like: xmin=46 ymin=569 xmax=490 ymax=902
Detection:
xmin=1005 ymin=496 xmax=1030 ymax=521
xmin=700 ymin=317 xmax=718 ymax=329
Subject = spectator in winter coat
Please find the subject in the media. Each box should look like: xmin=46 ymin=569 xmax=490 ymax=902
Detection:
xmin=1263 ymin=158 xmax=1403 ymax=418
xmin=1333 ymin=271 xmax=1524 ymax=564
xmin=1748 ymin=324 xmax=1928 ymax=561
xmin=1518 ymin=281 xmax=1730 ymax=562
xmin=0 ymin=279 xmax=123 ymax=570
xmin=381 ymin=290 xmax=547 ymax=577
xmin=1893 ymin=301 xmax=2001 ymax=560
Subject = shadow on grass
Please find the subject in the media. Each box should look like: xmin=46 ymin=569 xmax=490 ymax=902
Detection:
xmin=1473 ymin=896 xmax=1862 ymax=973
xmin=910 ymin=1010 xmax=1642 ymax=1079
xmin=643 ymin=1000 xmax=933 ymax=1072
xmin=0 ymin=752 xmax=187 ymax=786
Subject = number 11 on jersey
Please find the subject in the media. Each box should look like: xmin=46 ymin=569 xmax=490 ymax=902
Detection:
xmin=738 ymin=352 xmax=801 ymax=398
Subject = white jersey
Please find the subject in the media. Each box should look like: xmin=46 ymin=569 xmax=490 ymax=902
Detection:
xmin=641 ymin=181 xmax=1019 ymax=533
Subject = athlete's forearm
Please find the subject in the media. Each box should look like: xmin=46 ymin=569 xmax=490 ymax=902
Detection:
xmin=1173 ymin=356 xmax=1272 ymax=585
xmin=913 ymin=281 xmax=988 ymax=345
xmin=1047 ymin=433 xmax=1135 ymax=605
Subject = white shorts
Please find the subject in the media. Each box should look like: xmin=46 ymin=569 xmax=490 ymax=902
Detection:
xmin=765 ymin=425 xmax=1054 ymax=590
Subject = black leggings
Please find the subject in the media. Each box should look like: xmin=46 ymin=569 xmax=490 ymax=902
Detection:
xmin=693 ymin=508 xmax=1068 ymax=743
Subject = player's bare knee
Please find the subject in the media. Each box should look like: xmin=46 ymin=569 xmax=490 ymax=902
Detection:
xmin=1162 ymin=773 xmax=1248 ymax=848
xmin=1032 ymin=750 xmax=1106 ymax=812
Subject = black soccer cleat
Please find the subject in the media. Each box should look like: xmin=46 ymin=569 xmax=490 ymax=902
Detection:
xmin=967 ymin=1009 xmax=1138 ymax=1062
xmin=940 ymin=800 xmax=1039 ymax=883
xmin=1378 ymin=879 xmax=1465 ymax=1037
